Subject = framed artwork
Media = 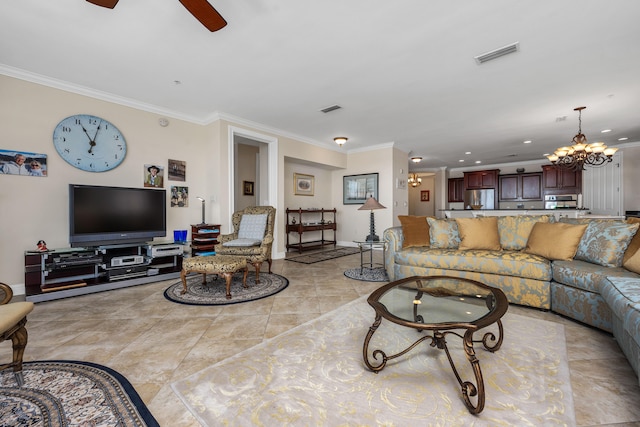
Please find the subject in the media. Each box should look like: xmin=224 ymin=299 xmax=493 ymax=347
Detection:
xmin=343 ymin=173 xmax=379 ymax=204
xmin=421 ymin=190 xmax=430 ymax=202
xmin=243 ymin=180 xmax=254 ymax=196
xmin=144 ymin=164 xmax=164 ymax=188
xmin=0 ymin=149 xmax=47 ymax=177
xmin=168 ymin=159 xmax=186 ymax=181
xmin=170 ymin=186 xmax=189 ymax=207
xmin=294 ymin=173 xmax=314 ymax=196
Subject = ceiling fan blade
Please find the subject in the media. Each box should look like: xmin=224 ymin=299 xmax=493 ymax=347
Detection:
xmin=86 ymin=0 xmax=119 ymax=8
xmin=179 ymin=0 xmax=227 ymax=32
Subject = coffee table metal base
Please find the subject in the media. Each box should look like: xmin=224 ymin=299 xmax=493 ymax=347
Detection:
xmin=363 ymin=315 xmax=503 ymax=414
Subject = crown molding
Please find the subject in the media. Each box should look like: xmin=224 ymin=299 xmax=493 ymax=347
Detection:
xmin=0 ymin=64 xmax=206 ymax=124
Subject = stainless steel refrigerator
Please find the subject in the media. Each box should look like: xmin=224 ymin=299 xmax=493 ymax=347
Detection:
xmin=463 ymin=189 xmax=495 ymax=210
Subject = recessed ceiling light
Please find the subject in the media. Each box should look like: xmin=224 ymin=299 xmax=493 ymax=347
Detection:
xmin=459 ymin=159 xmax=465 ymax=162
xmin=601 ymin=129 xmax=612 ymax=133
xmin=523 ymin=140 xmax=532 ymax=144
xmin=465 ymin=152 xmax=471 ymax=155
xmin=618 ymin=137 xmax=629 ymax=141
xmin=475 ymin=160 xmax=482 ymax=164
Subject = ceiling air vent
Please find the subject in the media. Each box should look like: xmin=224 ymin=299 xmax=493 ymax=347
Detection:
xmin=474 ymin=42 xmax=520 ymax=65
xmin=320 ymin=104 xmax=342 ymax=113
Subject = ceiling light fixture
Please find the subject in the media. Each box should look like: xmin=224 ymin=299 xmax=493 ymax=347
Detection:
xmin=411 ymin=156 xmax=422 ymax=163
xmin=547 ymin=107 xmax=618 ymax=171
xmin=408 ymin=173 xmax=422 ymax=188
xmin=334 ymin=137 xmax=348 ymax=146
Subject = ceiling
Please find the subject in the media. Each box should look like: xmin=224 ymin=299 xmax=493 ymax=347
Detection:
xmin=2 ymin=0 xmax=640 ymax=170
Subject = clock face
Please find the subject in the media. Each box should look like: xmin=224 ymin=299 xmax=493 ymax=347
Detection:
xmin=53 ymin=114 xmax=127 ymax=172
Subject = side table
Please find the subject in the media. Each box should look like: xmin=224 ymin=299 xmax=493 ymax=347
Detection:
xmin=354 ymin=241 xmax=386 ymax=274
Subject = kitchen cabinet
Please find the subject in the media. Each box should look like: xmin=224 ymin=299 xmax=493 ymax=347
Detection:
xmin=498 ymin=172 xmax=543 ymax=201
xmin=448 ymin=178 xmax=464 ymax=202
xmin=542 ymin=165 xmax=582 ymax=195
xmin=464 ymin=169 xmax=500 ymax=190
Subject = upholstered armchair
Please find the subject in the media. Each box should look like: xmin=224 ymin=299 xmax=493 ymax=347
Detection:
xmin=0 ymin=283 xmax=34 ymax=386
xmin=215 ymin=206 xmax=276 ymax=283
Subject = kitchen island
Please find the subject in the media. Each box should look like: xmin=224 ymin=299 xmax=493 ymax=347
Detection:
xmin=442 ymin=209 xmax=624 ymax=221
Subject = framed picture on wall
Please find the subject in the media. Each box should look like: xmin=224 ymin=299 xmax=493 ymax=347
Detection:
xmin=294 ymin=173 xmax=314 ymax=196
xmin=243 ymin=180 xmax=254 ymax=196
xmin=0 ymin=149 xmax=47 ymax=177
xmin=343 ymin=173 xmax=378 ymax=204
xmin=421 ymin=190 xmax=430 ymax=202
xmin=168 ymin=159 xmax=186 ymax=181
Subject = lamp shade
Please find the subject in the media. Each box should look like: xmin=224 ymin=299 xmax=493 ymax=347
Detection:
xmin=358 ymin=197 xmax=386 ymax=211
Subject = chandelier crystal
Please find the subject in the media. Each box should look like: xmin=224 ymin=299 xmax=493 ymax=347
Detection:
xmin=547 ymin=107 xmax=618 ymax=171
xmin=408 ymin=173 xmax=422 ymax=187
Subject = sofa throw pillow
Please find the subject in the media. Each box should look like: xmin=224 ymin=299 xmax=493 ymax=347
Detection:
xmin=624 ymin=217 xmax=640 ymax=264
xmin=398 ymin=215 xmax=431 ymax=248
xmin=426 ymin=218 xmax=460 ymax=249
xmin=573 ymin=221 xmax=639 ymax=267
xmin=523 ymin=222 xmax=588 ymax=261
xmin=623 ymin=246 xmax=640 ymax=274
xmin=497 ymin=215 xmax=554 ymax=251
xmin=237 ymin=214 xmax=268 ymax=241
xmin=455 ymin=217 xmax=501 ymax=251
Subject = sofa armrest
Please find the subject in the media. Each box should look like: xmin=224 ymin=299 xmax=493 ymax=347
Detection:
xmin=383 ymin=227 xmax=403 ymax=281
xmin=217 ymin=233 xmax=238 ymax=244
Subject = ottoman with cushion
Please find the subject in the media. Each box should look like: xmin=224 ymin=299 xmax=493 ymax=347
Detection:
xmin=181 ymin=255 xmax=248 ymax=299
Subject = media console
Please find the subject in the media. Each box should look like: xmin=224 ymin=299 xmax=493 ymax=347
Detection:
xmin=24 ymin=242 xmax=184 ymax=302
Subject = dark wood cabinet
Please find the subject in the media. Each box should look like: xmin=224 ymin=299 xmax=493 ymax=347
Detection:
xmin=498 ymin=172 xmax=542 ymax=201
xmin=542 ymin=165 xmax=582 ymax=195
xmin=448 ymin=178 xmax=464 ymax=202
xmin=464 ymin=169 xmax=499 ymax=190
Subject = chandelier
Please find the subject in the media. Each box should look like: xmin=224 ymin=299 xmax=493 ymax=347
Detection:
xmin=546 ymin=106 xmax=618 ymax=171
xmin=408 ymin=173 xmax=422 ymax=187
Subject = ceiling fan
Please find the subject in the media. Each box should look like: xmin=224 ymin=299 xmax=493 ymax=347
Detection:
xmin=86 ymin=0 xmax=227 ymax=32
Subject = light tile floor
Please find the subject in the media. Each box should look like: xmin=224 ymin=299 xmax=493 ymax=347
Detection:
xmin=3 ymin=250 xmax=640 ymax=426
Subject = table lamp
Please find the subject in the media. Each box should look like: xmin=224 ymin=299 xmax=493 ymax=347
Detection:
xmin=196 ymin=197 xmax=206 ymax=225
xmin=358 ymin=196 xmax=386 ymax=242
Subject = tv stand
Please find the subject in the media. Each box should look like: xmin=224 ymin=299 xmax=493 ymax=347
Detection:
xmin=24 ymin=241 xmax=184 ymax=302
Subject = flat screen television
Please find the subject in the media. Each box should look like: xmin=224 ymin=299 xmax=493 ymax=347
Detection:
xmin=69 ymin=184 xmax=166 ymax=247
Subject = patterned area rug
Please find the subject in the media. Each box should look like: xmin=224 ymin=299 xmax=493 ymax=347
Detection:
xmin=344 ymin=267 xmax=389 ymax=282
xmin=172 ymin=295 xmax=575 ymax=426
xmin=286 ymin=246 xmax=363 ymax=264
xmin=163 ymin=272 xmax=288 ymax=305
xmin=0 ymin=360 xmax=159 ymax=426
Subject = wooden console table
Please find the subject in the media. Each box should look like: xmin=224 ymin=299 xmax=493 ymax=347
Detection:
xmin=286 ymin=208 xmax=337 ymax=253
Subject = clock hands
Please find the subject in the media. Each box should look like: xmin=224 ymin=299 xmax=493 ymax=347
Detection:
xmin=88 ymin=120 xmax=103 ymax=154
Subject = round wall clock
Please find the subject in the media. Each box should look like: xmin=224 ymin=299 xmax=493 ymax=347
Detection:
xmin=53 ymin=114 xmax=127 ymax=172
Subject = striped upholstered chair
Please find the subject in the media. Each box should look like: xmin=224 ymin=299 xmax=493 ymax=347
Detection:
xmin=214 ymin=206 xmax=276 ymax=283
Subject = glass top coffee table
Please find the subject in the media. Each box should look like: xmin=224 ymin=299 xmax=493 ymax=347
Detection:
xmin=363 ymin=275 xmax=508 ymax=414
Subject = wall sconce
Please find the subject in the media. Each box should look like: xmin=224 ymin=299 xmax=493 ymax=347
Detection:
xmin=334 ymin=137 xmax=348 ymax=146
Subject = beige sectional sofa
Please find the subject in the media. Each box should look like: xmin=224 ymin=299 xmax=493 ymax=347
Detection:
xmin=383 ymin=214 xmax=640 ymax=381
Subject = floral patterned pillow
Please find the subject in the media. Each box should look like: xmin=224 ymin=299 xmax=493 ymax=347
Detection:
xmin=497 ymin=215 xmax=555 ymax=250
xmin=574 ymin=221 xmax=640 ymax=267
xmin=426 ymin=218 xmax=460 ymax=249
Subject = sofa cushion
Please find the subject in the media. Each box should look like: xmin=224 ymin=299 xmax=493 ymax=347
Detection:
xmin=427 ymin=218 xmax=460 ymax=249
xmin=624 ymin=217 xmax=640 ymax=264
xmin=398 ymin=215 xmax=431 ymax=248
xmin=393 ymin=247 xmax=551 ymax=281
xmin=455 ymin=217 xmax=501 ymax=251
xmin=560 ymin=219 xmax=639 ymax=267
xmin=497 ymin=214 xmax=554 ymax=251
xmin=524 ymin=222 xmax=587 ymax=261
xmin=552 ymin=260 xmax=638 ymax=293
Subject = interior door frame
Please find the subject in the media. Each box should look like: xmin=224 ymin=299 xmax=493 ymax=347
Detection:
xmin=228 ymin=125 xmax=279 ymax=248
